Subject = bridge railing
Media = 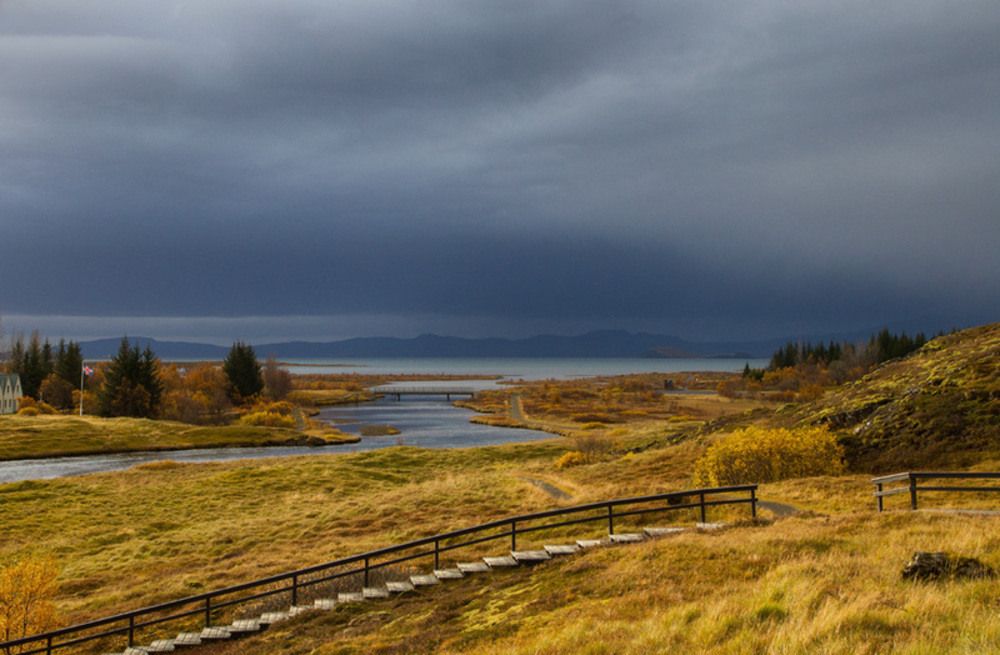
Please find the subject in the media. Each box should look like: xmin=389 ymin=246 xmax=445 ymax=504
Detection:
xmin=1 ymin=485 xmax=757 ymax=654
xmin=872 ymin=471 xmax=1000 ymax=511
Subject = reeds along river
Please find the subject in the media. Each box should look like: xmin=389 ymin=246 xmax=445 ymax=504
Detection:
xmin=0 ymin=358 xmax=765 ymax=484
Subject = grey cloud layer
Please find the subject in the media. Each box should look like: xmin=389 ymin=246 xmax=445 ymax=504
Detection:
xmin=2 ymin=1 xmax=998 ymax=339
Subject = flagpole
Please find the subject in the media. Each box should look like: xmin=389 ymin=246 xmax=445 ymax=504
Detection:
xmin=80 ymin=364 xmax=85 ymax=416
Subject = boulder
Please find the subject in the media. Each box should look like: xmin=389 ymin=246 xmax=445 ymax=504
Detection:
xmin=902 ymin=551 xmax=994 ymax=581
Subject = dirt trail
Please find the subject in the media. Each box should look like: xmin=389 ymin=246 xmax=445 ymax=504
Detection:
xmin=508 ymin=394 xmax=576 ymax=433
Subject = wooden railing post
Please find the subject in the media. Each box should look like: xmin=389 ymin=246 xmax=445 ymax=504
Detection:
xmin=205 ymin=596 xmax=212 ymax=627
xmin=750 ymin=487 xmax=757 ymax=518
xmin=699 ymin=493 xmax=706 ymax=523
xmin=510 ymin=520 xmax=517 ymax=551
xmin=909 ymin=473 xmax=918 ymax=510
xmin=364 ymin=557 xmax=370 ymax=588
xmin=607 ymin=505 xmax=614 ymax=535
xmin=129 ymin=615 xmax=135 ymax=647
xmin=291 ymin=575 xmax=298 ymax=608
xmin=876 ymin=481 xmax=884 ymax=512
xmin=434 ymin=539 xmax=440 ymax=570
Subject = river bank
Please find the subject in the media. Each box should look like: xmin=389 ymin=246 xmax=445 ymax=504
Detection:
xmin=0 ymin=415 xmax=358 ymax=462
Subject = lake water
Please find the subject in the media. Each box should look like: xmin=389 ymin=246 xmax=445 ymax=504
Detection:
xmin=0 ymin=358 xmax=765 ymax=484
xmin=284 ymin=357 xmax=767 ymax=379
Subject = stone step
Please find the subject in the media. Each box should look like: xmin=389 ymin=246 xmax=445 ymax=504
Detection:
xmin=576 ymin=539 xmax=605 ymax=549
xmin=410 ymin=574 xmax=440 ymax=587
xmin=364 ymin=586 xmax=390 ymax=599
xmin=697 ymin=522 xmax=726 ymax=530
xmin=199 ymin=627 xmax=231 ymax=642
xmin=123 ymin=648 xmax=153 ymax=655
xmin=644 ymin=527 xmax=686 ymax=537
xmin=289 ymin=605 xmax=318 ymax=617
xmin=434 ymin=568 xmax=464 ymax=581
xmin=457 ymin=561 xmax=491 ymax=574
xmin=228 ymin=619 xmax=262 ymax=634
xmin=314 ymin=598 xmax=338 ymax=610
xmin=482 ymin=555 xmax=519 ymax=568
xmin=511 ymin=550 xmax=551 ymax=564
xmin=386 ymin=580 xmax=416 ymax=593
xmin=171 ymin=632 xmax=202 ymax=648
xmin=544 ymin=544 xmax=580 ymax=556
xmin=258 ymin=611 xmax=290 ymax=626
xmin=146 ymin=641 xmax=176 ymax=653
xmin=608 ymin=533 xmax=646 ymax=544
xmin=338 ymin=592 xmax=366 ymax=603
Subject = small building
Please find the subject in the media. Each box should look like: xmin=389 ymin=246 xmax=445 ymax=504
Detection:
xmin=0 ymin=374 xmax=23 ymax=415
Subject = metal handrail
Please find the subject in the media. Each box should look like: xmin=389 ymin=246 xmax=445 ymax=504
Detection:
xmin=2 ymin=485 xmax=757 ymax=654
xmin=872 ymin=471 xmax=1000 ymax=511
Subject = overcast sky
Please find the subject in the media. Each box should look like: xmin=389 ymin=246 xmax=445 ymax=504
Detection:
xmin=2 ymin=0 xmax=998 ymax=345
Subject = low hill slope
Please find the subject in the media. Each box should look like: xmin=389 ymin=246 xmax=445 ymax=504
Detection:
xmin=788 ymin=322 xmax=1000 ymax=472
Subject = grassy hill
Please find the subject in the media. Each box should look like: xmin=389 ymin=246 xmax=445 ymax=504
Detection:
xmin=781 ymin=323 xmax=1000 ymax=472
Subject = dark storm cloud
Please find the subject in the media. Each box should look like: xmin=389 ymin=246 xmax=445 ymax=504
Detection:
xmin=1 ymin=1 xmax=999 ymax=342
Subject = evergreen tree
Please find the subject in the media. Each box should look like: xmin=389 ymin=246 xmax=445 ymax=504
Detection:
xmin=54 ymin=339 xmax=84 ymax=387
xmin=20 ymin=332 xmax=53 ymax=399
xmin=100 ymin=337 xmax=162 ymax=417
xmin=223 ymin=341 xmax=263 ymax=404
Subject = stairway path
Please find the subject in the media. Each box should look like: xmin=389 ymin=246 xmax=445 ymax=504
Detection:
xmin=102 ymin=522 xmax=730 ymax=655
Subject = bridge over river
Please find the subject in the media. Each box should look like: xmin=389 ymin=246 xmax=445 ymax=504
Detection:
xmin=369 ymin=386 xmax=480 ymax=400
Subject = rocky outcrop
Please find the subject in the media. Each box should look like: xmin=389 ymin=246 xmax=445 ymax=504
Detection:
xmin=902 ymin=551 xmax=994 ymax=581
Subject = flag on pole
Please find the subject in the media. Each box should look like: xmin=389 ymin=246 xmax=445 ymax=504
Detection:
xmin=83 ymin=365 xmax=94 ymax=376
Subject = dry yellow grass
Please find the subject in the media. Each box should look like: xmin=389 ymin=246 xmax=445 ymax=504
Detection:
xmin=188 ymin=507 xmax=1000 ymax=655
xmin=8 ymin=418 xmax=1000 ymax=653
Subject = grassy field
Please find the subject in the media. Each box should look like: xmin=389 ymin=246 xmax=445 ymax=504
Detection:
xmin=0 ymin=414 xmax=357 ymax=460
xmin=6 ymin=422 xmax=1000 ymax=653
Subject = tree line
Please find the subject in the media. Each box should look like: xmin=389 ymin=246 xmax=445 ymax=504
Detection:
xmin=764 ymin=328 xmax=929 ymax=371
xmin=2 ymin=330 xmax=290 ymax=421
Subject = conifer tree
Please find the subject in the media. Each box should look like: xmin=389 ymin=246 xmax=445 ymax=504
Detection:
xmin=100 ymin=337 xmax=163 ymax=417
xmin=54 ymin=339 xmax=84 ymax=387
xmin=223 ymin=341 xmax=264 ymax=404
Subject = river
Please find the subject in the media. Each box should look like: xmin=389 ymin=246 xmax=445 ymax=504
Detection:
xmin=0 ymin=358 xmax=765 ymax=484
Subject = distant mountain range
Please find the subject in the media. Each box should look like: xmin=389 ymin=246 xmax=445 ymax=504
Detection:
xmin=77 ymin=330 xmax=849 ymax=361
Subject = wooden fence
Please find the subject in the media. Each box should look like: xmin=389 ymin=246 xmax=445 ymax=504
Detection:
xmin=871 ymin=471 xmax=1000 ymax=511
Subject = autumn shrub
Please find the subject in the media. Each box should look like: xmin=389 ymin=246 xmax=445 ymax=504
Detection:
xmin=798 ymin=383 xmax=825 ymax=401
xmin=0 ymin=553 xmax=60 ymax=645
xmin=556 ymin=451 xmax=588 ymax=468
xmin=17 ymin=406 xmax=40 ymax=417
xmin=693 ymin=426 xmax=845 ymax=486
xmin=39 ymin=374 xmax=75 ymax=411
xmin=571 ymin=432 xmax=624 ymax=463
xmin=244 ymin=400 xmax=295 ymax=416
xmin=239 ymin=411 xmax=296 ymax=428
xmin=571 ymin=412 xmax=617 ymax=424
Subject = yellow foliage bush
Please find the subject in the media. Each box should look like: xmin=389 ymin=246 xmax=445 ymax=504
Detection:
xmin=693 ymin=426 xmax=845 ymax=486
xmin=239 ymin=411 xmax=297 ymax=428
xmin=17 ymin=406 xmax=40 ymax=416
xmin=0 ymin=553 xmax=60 ymax=643
xmin=556 ymin=451 xmax=588 ymax=468
xmin=243 ymin=400 xmax=295 ymax=416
